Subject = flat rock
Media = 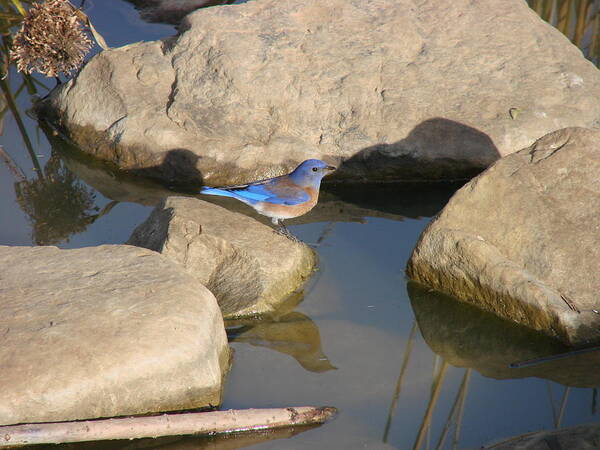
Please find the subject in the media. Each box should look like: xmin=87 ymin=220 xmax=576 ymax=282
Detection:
xmin=407 ymin=127 xmax=600 ymax=345
xmin=127 ymin=196 xmax=317 ymax=318
xmin=0 ymin=245 xmax=229 ymax=426
xmin=40 ymin=0 xmax=600 ymax=185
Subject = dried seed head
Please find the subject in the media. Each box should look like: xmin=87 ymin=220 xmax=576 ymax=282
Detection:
xmin=10 ymin=0 xmax=92 ymax=77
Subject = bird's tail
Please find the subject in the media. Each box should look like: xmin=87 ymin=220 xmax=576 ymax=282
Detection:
xmin=199 ymin=187 xmax=236 ymax=198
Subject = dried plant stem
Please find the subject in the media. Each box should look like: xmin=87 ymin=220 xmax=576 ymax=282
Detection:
xmin=574 ymin=0 xmax=591 ymax=46
xmin=383 ymin=321 xmax=418 ymax=443
xmin=0 ymin=145 xmax=26 ymax=181
xmin=0 ymin=407 xmax=337 ymax=447
xmin=70 ymin=6 xmax=109 ymax=50
xmin=557 ymin=0 xmax=573 ymax=35
xmin=435 ymin=368 xmax=471 ymax=450
xmin=413 ymin=361 xmax=449 ymax=450
xmin=451 ymin=369 xmax=470 ymax=450
xmin=10 ymin=0 xmax=27 ymax=16
xmin=555 ymin=387 xmax=570 ymax=428
xmin=0 ymin=76 xmax=42 ymax=176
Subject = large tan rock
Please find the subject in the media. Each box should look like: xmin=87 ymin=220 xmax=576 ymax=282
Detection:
xmin=40 ymin=0 xmax=600 ymax=185
xmin=407 ymin=128 xmax=600 ymax=345
xmin=127 ymin=196 xmax=317 ymax=318
xmin=0 ymin=245 xmax=229 ymax=426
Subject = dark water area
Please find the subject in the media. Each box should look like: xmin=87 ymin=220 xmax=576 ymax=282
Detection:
xmin=2 ymin=1 xmax=600 ymax=449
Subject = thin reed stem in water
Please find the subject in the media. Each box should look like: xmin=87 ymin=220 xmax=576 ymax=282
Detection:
xmin=383 ymin=321 xmax=418 ymax=443
xmin=413 ymin=361 xmax=449 ymax=450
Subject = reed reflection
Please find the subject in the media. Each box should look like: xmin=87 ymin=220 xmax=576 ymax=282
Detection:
xmin=407 ymin=280 xmax=600 ymax=446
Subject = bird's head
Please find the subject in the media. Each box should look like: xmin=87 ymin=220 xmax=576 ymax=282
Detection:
xmin=289 ymin=159 xmax=336 ymax=187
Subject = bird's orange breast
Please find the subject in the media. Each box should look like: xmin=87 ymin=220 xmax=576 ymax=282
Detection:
xmin=259 ymin=186 xmax=319 ymax=219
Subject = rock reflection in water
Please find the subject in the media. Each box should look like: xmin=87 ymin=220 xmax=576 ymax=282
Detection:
xmin=408 ymin=281 xmax=600 ymax=387
xmin=226 ymin=292 xmax=336 ymax=373
xmin=49 ymin=127 xmax=461 ymax=227
xmin=30 ymin=423 xmax=317 ymax=450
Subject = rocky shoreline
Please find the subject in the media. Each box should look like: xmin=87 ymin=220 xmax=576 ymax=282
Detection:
xmin=3 ymin=0 xmax=599 ymax=433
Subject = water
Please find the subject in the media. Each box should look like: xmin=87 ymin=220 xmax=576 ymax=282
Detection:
xmin=2 ymin=2 xmax=600 ymax=449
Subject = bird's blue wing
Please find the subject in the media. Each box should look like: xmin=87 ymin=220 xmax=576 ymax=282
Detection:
xmin=201 ymin=176 xmax=309 ymax=205
xmin=244 ymin=181 xmax=309 ymax=205
xmin=200 ymin=186 xmax=270 ymax=204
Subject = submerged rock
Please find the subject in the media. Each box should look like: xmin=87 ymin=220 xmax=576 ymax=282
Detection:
xmin=40 ymin=0 xmax=600 ymax=185
xmin=0 ymin=245 xmax=229 ymax=426
xmin=407 ymin=128 xmax=600 ymax=346
xmin=127 ymin=196 xmax=316 ymax=318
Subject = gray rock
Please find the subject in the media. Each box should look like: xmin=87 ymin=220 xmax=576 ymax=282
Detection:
xmin=407 ymin=127 xmax=600 ymax=346
xmin=0 ymin=245 xmax=229 ymax=426
xmin=127 ymin=196 xmax=317 ymax=318
xmin=40 ymin=0 xmax=600 ymax=185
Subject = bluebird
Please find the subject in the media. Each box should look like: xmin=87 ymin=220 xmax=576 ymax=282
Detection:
xmin=199 ymin=159 xmax=336 ymax=240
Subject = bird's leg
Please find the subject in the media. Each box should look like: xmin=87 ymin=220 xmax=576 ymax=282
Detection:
xmin=272 ymin=218 xmax=300 ymax=243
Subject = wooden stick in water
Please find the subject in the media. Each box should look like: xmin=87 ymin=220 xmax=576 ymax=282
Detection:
xmin=0 ymin=406 xmax=337 ymax=447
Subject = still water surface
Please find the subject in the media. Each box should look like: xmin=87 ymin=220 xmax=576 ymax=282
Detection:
xmin=1 ymin=1 xmax=600 ymax=449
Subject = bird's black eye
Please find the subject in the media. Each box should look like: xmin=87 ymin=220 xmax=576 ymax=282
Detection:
xmin=312 ymin=167 xmax=318 ymax=172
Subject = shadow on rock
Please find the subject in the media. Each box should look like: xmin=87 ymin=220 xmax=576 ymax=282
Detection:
xmin=124 ymin=148 xmax=205 ymax=191
xmin=333 ymin=118 xmax=501 ymax=182
xmin=44 ymin=119 xmax=464 ymax=225
xmin=125 ymin=0 xmax=240 ymax=26
xmin=49 ymin=126 xmax=460 ymax=224
xmin=226 ymin=292 xmax=336 ymax=373
xmin=41 ymin=120 xmax=204 ymax=191
xmin=319 ymin=181 xmax=464 ymax=220
xmin=44 ymin=125 xmax=199 ymax=206
xmin=408 ymin=282 xmax=600 ymax=388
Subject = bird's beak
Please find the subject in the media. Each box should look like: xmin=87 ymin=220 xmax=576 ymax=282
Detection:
xmin=326 ymin=165 xmax=336 ymax=171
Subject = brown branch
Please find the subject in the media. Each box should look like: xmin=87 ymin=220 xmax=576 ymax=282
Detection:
xmin=0 ymin=406 xmax=337 ymax=447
